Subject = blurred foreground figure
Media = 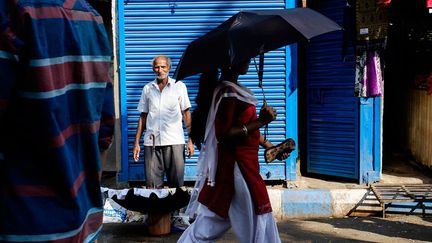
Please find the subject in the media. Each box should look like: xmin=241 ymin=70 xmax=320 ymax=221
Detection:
xmin=0 ymin=0 xmax=114 ymax=242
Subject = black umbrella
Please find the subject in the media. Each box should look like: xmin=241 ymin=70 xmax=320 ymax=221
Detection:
xmin=174 ymin=8 xmax=342 ymax=81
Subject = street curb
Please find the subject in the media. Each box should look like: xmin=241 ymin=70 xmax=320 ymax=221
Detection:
xmin=268 ymin=188 xmax=368 ymax=220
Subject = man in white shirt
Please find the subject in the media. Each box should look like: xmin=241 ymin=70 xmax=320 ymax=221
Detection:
xmin=133 ymin=55 xmax=194 ymax=188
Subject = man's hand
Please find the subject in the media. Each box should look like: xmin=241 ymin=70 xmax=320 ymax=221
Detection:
xmin=186 ymin=138 xmax=194 ymax=158
xmin=133 ymin=144 xmax=141 ymax=162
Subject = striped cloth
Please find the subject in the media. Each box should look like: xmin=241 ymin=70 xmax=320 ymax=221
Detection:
xmin=0 ymin=0 xmax=114 ymax=242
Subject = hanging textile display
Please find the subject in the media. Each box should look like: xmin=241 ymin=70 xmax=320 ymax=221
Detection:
xmin=355 ymin=49 xmax=384 ymax=97
xmin=377 ymin=0 xmax=392 ymax=8
xmin=356 ymin=0 xmax=388 ymax=41
xmin=354 ymin=0 xmax=388 ymax=97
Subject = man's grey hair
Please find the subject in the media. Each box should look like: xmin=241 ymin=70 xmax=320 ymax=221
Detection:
xmin=152 ymin=55 xmax=172 ymax=69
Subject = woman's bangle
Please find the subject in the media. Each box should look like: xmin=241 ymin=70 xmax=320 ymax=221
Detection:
xmin=241 ymin=124 xmax=248 ymax=136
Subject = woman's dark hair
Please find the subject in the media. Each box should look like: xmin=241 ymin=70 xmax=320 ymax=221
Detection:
xmin=190 ymin=70 xmax=220 ymax=150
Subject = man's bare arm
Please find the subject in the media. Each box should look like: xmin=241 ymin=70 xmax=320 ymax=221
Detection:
xmin=183 ymin=108 xmax=194 ymax=157
xmin=133 ymin=112 xmax=147 ymax=161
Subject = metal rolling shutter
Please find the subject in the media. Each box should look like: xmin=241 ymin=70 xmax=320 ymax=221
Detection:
xmin=306 ymin=0 xmax=360 ymax=179
xmin=118 ymin=0 xmax=293 ymax=182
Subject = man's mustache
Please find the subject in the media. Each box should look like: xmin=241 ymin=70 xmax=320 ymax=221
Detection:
xmin=156 ymin=72 xmax=169 ymax=79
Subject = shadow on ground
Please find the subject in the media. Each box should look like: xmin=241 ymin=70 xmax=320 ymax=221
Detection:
xmin=99 ymin=215 xmax=432 ymax=242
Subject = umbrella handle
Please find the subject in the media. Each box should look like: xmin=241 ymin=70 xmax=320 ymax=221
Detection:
xmin=258 ymin=53 xmax=264 ymax=86
xmin=253 ymin=55 xmax=269 ymax=141
xmin=253 ymin=55 xmax=267 ymax=106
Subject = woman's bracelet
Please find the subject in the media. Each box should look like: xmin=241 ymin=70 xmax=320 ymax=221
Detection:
xmin=241 ymin=124 xmax=248 ymax=136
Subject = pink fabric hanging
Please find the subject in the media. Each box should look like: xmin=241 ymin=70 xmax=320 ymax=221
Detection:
xmin=355 ymin=50 xmax=384 ymax=97
xmin=365 ymin=50 xmax=384 ymax=96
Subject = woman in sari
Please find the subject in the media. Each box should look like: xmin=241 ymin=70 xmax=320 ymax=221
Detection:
xmin=178 ymin=59 xmax=286 ymax=243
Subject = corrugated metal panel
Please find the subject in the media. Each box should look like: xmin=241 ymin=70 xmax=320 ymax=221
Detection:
xmin=407 ymin=89 xmax=432 ymax=169
xmin=306 ymin=0 xmax=359 ymax=179
xmin=118 ymin=0 xmax=291 ymax=182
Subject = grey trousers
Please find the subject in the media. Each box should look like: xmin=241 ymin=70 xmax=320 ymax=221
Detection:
xmin=144 ymin=144 xmax=185 ymax=188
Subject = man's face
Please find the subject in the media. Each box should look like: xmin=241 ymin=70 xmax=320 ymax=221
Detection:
xmin=153 ymin=57 xmax=170 ymax=80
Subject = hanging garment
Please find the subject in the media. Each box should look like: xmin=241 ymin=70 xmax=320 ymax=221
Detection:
xmin=355 ymin=50 xmax=384 ymax=97
xmin=356 ymin=0 xmax=388 ymax=41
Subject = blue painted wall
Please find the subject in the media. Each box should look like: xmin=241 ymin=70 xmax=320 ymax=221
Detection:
xmin=305 ymin=0 xmax=381 ymax=184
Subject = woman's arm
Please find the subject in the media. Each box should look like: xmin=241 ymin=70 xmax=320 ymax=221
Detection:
xmin=215 ymin=97 xmax=276 ymax=142
xmin=259 ymin=133 xmax=273 ymax=149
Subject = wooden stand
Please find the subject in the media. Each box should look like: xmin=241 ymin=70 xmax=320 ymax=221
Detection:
xmin=147 ymin=212 xmax=171 ymax=236
xmin=371 ymin=184 xmax=432 ymax=218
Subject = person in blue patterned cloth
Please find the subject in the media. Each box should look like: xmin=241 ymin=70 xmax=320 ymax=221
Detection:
xmin=0 ymin=0 xmax=114 ymax=242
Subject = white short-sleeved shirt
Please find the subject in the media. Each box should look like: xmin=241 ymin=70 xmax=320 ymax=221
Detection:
xmin=137 ymin=77 xmax=191 ymax=146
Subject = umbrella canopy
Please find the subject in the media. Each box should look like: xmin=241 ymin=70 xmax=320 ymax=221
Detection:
xmin=103 ymin=187 xmax=191 ymax=214
xmin=174 ymin=8 xmax=342 ymax=81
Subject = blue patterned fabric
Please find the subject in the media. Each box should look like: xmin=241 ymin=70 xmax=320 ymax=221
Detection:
xmin=0 ymin=0 xmax=114 ymax=242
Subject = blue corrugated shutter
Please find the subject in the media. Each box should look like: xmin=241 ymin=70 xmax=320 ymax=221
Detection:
xmin=118 ymin=0 xmax=293 ymax=182
xmin=306 ymin=0 xmax=360 ymax=179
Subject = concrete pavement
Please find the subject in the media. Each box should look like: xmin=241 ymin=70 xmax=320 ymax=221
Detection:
xmin=98 ymin=215 xmax=432 ymax=242
xmin=100 ymin=153 xmax=432 ymax=242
